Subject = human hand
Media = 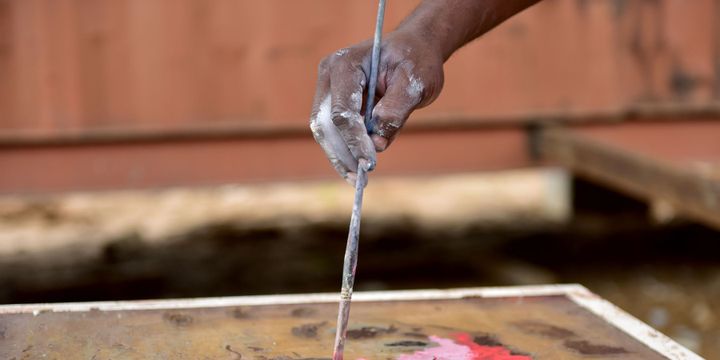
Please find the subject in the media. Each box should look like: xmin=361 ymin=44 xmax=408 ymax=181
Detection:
xmin=309 ymin=30 xmax=445 ymax=184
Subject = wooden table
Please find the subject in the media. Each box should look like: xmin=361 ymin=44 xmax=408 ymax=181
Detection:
xmin=0 ymin=285 xmax=701 ymax=359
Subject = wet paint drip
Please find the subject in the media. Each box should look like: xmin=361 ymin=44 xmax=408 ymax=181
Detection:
xmin=396 ymin=333 xmax=532 ymax=360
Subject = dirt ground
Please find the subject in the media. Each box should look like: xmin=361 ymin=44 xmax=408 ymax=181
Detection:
xmin=0 ymin=171 xmax=717 ymax=358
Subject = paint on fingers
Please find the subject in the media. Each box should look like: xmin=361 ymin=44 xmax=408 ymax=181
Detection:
xmin=314 ymin=95 xmax=358 ymax=175
xmin=351 ymin=90 xmax=363 ymax=111
xmin=406 ymin=73 xmax=424 ymax=101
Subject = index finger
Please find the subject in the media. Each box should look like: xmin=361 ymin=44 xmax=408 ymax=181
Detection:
xmin=329 ymin=57 xmax=377 ymax=170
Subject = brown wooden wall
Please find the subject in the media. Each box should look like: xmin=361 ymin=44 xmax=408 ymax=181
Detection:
xmin=1 ymin=0 xmax=718 ymax=135
xmin=1 ymin=0 xmax=719 ymax=193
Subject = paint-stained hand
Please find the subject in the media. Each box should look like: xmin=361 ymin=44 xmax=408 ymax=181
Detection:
xmin=309 ymin=30 xmax=445 ymax=184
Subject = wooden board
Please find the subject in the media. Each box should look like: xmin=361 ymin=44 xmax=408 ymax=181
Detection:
xmin=0 ymin=285 xmax=701 ymax=360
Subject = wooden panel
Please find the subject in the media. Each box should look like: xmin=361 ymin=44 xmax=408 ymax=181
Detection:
xmin=0 ymin=127 xmax=529 ymax=194
xmin=0 ymin=286 xmax=700 ymax=359
xmin=540 ymin=121 xmax=720 ymax=230
xmin=0 ymin=0 xmax=718 ymax=133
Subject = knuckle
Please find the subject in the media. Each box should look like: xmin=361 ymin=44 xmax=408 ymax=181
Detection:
xmin=376 ymin=105 xmax=407 ymax=123
xmin=375 ymin=121 xmax=402 ymax=139
xmin=378 ymin=120 xmax=402 ymax=133
xmin=330 ymin=109 xmax=352 ymax=128
xmin=383 ymin=45 xmax=406 ymax=61
xmin=334 ymin=48 xmax=349 ymax=58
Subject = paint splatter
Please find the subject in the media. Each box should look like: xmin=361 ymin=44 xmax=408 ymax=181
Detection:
xmin=512 ymin=321 xmax=576 ymax=339
xmin=162 ymin=312 xmax=194 ymax=327
xmin=291 ymin=321 xmax=327 ymax=339
xmin=396 ymin=333 xmax=532 ymax=360
xmin=385 ymin=341 xmax=428 ymax=347
xmin=346 ymin=325 xmax=397 ymax=339
xmin=396 ymin=335 xmax=472 ymax=360
xmin=290 ymin=307 xmax=317 ymax=318
xmin=454 ymin=333 xmax=532 ymax=360
xmin=564 ymin=339 xmax=628 ymax=355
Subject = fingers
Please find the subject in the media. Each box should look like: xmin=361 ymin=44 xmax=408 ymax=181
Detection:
xmin=371 ymin=63 xmax=424 ymax=151
xmin=310 ymin=53 xmax=376 ymax=185
xmin=329 ymin=59 xmax=377 ymax=171
xmin=310 ymin=59 xmax=356 ymax=181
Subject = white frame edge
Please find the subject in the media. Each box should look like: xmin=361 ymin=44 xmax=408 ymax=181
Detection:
xmin=566 ymin=290 xmax=703 ymax=360
xmin=0 ymin=284 xmax=584 ymax=314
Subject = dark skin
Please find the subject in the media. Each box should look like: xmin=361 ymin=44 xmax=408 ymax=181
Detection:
xmin=310 ymin=0 xmax=542 ymax=184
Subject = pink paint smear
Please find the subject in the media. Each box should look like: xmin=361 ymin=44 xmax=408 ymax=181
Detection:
xmin=396 ymin=332 xmax=532 ymax=360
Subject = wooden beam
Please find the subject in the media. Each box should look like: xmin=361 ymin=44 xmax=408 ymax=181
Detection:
xmin=540 ymin=126 xmax=720 ymax=230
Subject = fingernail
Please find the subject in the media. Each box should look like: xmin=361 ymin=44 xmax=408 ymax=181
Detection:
xmin=372 ymin=135 xmax=388 ymax=151
xmin=358 ymin=158 xmax=375 ymax=172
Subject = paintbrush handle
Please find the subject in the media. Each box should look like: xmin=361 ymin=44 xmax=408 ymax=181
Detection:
xmin=364 ymin=0 xmax=387 ymax=132
xmin=332 ymin=160 xmax=369 ymax=360
xmin=333 ymin=0 xmax=385 ymax=358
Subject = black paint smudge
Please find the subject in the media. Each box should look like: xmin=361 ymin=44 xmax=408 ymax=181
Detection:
xmin=229 ymin=307 xmax=250 ymax=319
xmin=346 ymin=325 xmax=397 ymax=339
xmin=512 ymin=321 xmax=576 ymax=339
xmin=385 ymin=341 xmax=428 ymax=347
xmin=162 ymin=312 xmax=194 ymax=327
xmin=473 ymin=334 xmax=503 ymax=347
xmin=225 ymin=345 xmax=242 ymax=358
xmin=564 ymin=339 xmax=629 ymax=355
xmin=402 ymin=332 xmax=428 ymax=338
xmin=472 ymin=333 xmax=531 ymax=357
xmin=290 ymin=307 xmax=317 ymax=318
xmin=291 ymin=322 xmax=327 ymax=339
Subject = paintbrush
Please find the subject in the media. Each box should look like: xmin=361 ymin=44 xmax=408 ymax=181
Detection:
xmin=332 ymin=1 xmax=386 ymax=359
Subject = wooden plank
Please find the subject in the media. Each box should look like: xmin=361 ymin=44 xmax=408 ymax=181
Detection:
xmin=0 ymin=286 xmax=701 ymax=360
xmin=540 ymin=124 xmax=720 ymax=230
xmin=0 ymin=127 xmax=529 ymax=194
xmin=2 ymin=0 xmax=718 ymax=132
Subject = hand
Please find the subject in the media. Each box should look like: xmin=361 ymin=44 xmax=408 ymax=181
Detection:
xmin=309 ymin=30 xmax=445 ymax=184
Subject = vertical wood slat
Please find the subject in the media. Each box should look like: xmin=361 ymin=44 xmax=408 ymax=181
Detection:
xmin=0 ymin=0 xmax=14 ymax=126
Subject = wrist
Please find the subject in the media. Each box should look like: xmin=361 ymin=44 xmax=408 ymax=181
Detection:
xmin=396 ymin=0 xmax=542 ymax=62
xmin=395 ymin=10 xmax=458 ymax=62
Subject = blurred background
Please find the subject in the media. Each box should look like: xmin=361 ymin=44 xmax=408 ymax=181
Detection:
xmin=0 ymin=0 xmax=719 ymax=358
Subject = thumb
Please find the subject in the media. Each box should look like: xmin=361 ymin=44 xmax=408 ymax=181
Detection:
xmin=370 ymin=68 xmax=424 ymax=152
